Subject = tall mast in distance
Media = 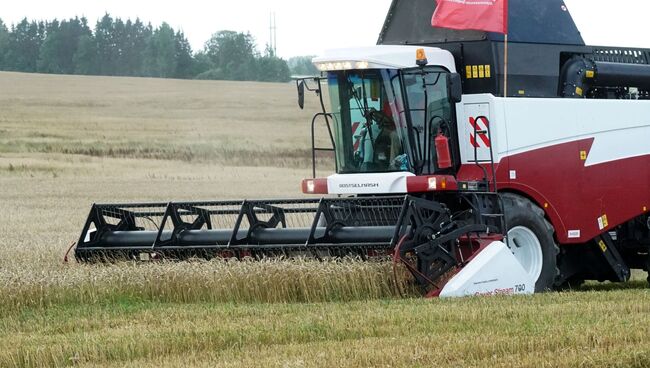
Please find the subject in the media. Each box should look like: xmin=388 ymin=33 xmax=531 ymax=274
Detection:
xmin=269 ymin=11 xmax=277 ymax=56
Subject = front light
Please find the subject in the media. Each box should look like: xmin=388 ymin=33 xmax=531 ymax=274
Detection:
xmin=313 ymin=61 xmax=369 ymax=71
xmin=306 ymin=180 xmax=315 ymax=193
xmin=356 ymin=61 xmax=369 ymax=69
xmin=428 ymin=177 xmax=437 ymax=190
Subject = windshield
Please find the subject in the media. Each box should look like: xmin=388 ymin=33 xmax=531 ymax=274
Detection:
xmin=326 ymin=67 xmax=454 ymax=175
xmin=327 ymin=69 xmax=409 ymax=174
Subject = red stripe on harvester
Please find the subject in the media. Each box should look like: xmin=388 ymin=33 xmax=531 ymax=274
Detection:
xmin=470 ymin=134 xmax=478 ymax=148
xmin=469 ymin=117 xmax=491 ymax=147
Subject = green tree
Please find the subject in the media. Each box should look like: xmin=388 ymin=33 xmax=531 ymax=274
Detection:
xmin=112 ymin=17 xmax=127 ymax=75
xmin=288 ymin=55 xmax=318 ymax=76
xmin=174 ymin=30 xmax=193 ymax=78
xmin=256 ymin=55 xmax=291 ymax=82
xmin=204 ymin=30 xmax=257 ymax=80
xmin=38 ymin=17 xmax=93 ymax=74
xmin=190 ymin=51 xmax=214 ymax=77
xmin=143 ymin=23 xmax=177 ymax=78
xmin=256 ymin=46 xmax=291 ymax=82
xmin=73 ymin=34 xmax=97 ymax=74
xmin=37 ymin=19 xmax=62 ymax=73
xmin=119 ymin=19 xmax=150 ymax=76
xmin=94 ymin=14 xmax=117 ymax=75
xmin=0 ymin=15 xmax=292 ymax=82
xmin=5 ymin=19 xmax=43 ymax=72
xmin=0 ymin=19 xmax=9 ymax=68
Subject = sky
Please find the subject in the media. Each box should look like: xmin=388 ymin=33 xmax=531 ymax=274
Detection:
xmin=2 ymin=0 xmax=650 ymax=58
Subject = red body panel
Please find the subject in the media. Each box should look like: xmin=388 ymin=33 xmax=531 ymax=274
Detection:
xmin=458 ymin=139 xmax=650 ymax=244
xmin=406 ymin=175 xmax=458 ymax=192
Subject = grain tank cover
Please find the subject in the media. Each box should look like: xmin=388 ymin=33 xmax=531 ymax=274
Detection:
xmin=378 ymin=0 xmax=585 ymax=46
xmin=377 ymin=0 xmax=589 ymax=97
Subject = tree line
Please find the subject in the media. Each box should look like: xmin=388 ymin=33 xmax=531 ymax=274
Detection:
xmin=0 ymin=15 xmax=318 ymax=82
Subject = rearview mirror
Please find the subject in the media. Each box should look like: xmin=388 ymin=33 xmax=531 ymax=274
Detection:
xmin=449 ymin=73 xmax=462 ymax=103
xmin=297 ymin=80 xmax=305 ymax=109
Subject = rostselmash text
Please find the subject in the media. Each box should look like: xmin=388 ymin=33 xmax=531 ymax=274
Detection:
xmin=338 ymin=183 xmax=380 ymax=189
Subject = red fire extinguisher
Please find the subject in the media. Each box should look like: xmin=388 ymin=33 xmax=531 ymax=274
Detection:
xmin=435 ymin=131 xmax=452 ymax=169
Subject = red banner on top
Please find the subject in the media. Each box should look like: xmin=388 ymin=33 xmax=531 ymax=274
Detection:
xmin=431 ymin=0 xmax=508 ymax=34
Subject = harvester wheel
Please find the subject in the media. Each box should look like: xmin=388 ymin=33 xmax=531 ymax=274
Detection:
xmin=502 ymin=193 xmax=560 ymax=292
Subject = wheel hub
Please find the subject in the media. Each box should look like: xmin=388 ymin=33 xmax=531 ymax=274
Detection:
xmin=507 ymin=226 xmax=544 ymax=282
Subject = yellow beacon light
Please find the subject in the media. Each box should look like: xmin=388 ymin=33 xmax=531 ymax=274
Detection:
xmin=416 ymin=48 xmax=428 ymax=67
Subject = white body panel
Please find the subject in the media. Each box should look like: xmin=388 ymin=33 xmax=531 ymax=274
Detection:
xmin=456 ymin=94 xmax=650 ymax=166
xmin=313 ymin=46 xmax=457 ymax=72
xmin=327 ymin=172 xmax=415 ymax=195
xmin=439 ymin=241 xmax=534 ymax=298
xmin=456 ymin=100 xmax=502 ymax=164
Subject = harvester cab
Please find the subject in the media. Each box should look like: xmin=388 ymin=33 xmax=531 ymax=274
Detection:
xmin=302 ymin=46 xmax=474 ymax=192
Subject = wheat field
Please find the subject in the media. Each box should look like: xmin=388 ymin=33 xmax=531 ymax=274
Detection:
xmin=1 ymin=71 xmax=650 ymax=368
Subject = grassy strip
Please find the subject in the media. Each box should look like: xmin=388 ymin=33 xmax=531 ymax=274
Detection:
xmin=0 ymin=139 xmax=324 ymax=167
xmin=1 ymin=289 xmax=650 ymax=367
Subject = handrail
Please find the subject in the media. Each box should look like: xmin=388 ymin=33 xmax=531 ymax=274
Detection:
xmin=310 ymin=112 xmax=336 ymax=178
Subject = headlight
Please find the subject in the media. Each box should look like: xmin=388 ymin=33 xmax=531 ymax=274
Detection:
xmin=314 ymin=61 xmax=369 ymax=71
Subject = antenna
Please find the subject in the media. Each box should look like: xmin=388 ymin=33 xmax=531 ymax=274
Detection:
xmin=269 ymin=11 xmax=277 ymax=56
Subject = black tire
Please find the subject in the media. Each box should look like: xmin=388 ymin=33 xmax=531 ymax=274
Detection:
xmin=502 ymin=193 xmax=560 ymax=292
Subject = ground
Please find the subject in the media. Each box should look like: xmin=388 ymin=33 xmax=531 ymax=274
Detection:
xmin=1 ymin=71 xmax=649 ymax=368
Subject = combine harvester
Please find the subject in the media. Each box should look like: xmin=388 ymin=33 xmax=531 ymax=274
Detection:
xmin=74 ymin=0 xmax=650 ymax=297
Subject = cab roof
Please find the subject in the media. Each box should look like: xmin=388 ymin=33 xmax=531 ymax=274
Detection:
xmin=312 ymin=45 xmax=456 ymax=72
